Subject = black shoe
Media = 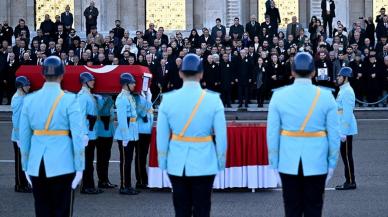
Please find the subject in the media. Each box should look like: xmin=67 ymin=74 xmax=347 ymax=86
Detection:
xmin=226 ymin=104 xmax=232 ymax=108
xmin=80 ymin=188 xmax=104 ymax=194
xmin=238 ymin=104 xmax=243 ymax=108
xmin=244 ymin=104 xmax=249 ymax=108
xmin=15 ymin=185 xmax=32 ymax=193
xmin=98 ymin=181 xmax=118 ymax=189
xmin=119 ymin=187 xmax=139 ymax=195
xmin=257 ymin=104 xmax=263 ymax=108
xmin=335 ymin=182 xmax=357 ymax=190
xmin=136 ymin=183 xmax=148 ymax=189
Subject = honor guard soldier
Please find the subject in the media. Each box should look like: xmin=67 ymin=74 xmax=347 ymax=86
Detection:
xmin=335 ymin=67 xmax=358 ymax=190
xmin=19 ymin=56 xmax=86 ymax=217
xmin=96 ymin=95 xmax=118 ymax=188
xmin=267 ymin=52 xmax=340 ymax=217
xmin=157 ymin=54 xmax=227 ymax=217
xmin=77 ymin=72 xmax=103 ymax=194
xmin=114 ymin=73 xmax=140 ymax=195
xmin=11 ymin=76 xmax=32 ymax=193
xmin=134 ymin=90 xmax=154 ymax=189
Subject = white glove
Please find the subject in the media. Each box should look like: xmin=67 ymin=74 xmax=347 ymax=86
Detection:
xmin=325 ymin=168 xmax=334 ymax=186
xmin=24 ymin=172 xmax=32 ymax=187
xmin=340 ymin=135 xmax=347 ymax=142
xmin=123 ymin=140 xmax=129 ymax=147
xmin=71 ymin=171 xmax=83 ymax=189
xmin=82 ymin=135 xmax=89 ymax=147
xmin=274 ymin=169 xmax=282 ymax=188
xmin=16 ymin=140 xmax=21 ymax=148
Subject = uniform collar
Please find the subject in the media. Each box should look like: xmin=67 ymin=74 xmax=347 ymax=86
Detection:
xmin=293 ymin=78 xmax=312 ymax=85
xmin=81 ymin=86 xmax=91 ymax=93
xmin=340 ymin=82 xmax=350 ymax=90
xmin=182 ymin=81 xmax=201 ymax=90
xmin=121 ymin=89 xmax=131 ymax=95
xmin=42 ymin=82 xmax=61 ymax=90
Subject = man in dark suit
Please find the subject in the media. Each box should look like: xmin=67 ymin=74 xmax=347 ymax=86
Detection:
xmin=1 ymin=21 xmax=13 ymax=45
xmin=229 ymin=17 xmax=244 ymax=40
xmin=61 ymin=5 xmax=74 ymax=32
xmin=265 ymin=1 xmax=281 ymax=35
xmin=246 ymin=15 xmax=261 ymax=41
xmin=144 ymin=23 xmax=157 ymax=44
xmin=236 ymin=49 xmax=254 ymax=108
xmin=13 ymin=19 xmax=30 ymax=43
xmin=321 ymin=0 xmax=336 ymax=38
xmin=83 ymin=1 xmax=99 ymax=36
xmin=40 ymin=14 xmax=55 ymax=39
xmin=112 ymin=20 xmax=125 ymax=42
xmin=2 ymin=53 xmax=19 ymax=104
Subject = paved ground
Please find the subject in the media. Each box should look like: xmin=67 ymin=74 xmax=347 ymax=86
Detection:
xmin=0 ymin=119 xmax=388 ymax=217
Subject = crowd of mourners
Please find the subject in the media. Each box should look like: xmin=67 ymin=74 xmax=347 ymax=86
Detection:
xmin=0 ymin=1 xmax=387 ymax=107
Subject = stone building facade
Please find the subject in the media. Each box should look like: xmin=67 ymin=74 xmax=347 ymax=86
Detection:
xmin=0 ymin=0 xmax=385 ymax=33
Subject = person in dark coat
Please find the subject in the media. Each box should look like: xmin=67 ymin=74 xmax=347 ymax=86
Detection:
xmin=267 ymin=54 xmax=285 ymax=90
xmin=167 ymin=58 xmax=183 ymax=91
xmin=349 ymin=52 xmax=365 ymax=103
xmin=202 ymin=55 xmax=220 ymax=92
xmin=363 ymin=54 xmax=384 ymax=106
xmin=40 ymin=14 xmax=55 ymax=39
xmin=246 ymin=15 xmax=261 ymax=41
xmin=1 ymin=21 xmax=13 ymax=45
xmin=144 ymin=23 xmax=157 ymax=44
xmin=236 ymin=49 xmax=254 ymax=108
xmin=112 ymin=20 xmax=125 ymax=42
xmin=188 ymin=29 xmax=200 ymax=48
xmin=211 ymin=18 xmax=227 ymax=41
xmin=220 ymin=53 xmax=234 ymax=107
xmin=363 ymin=17 xmax=376 ymax=46
xmin=61 ymin=5 xmax=74 ymax=31
xmin=265 ymin=2 xmax=281 ymax=35
xmin=229 ymin=17 xmax=245 ymax=40
xmin=254 ymin=57 xmax=267 ymax=107
xmin=2 ymin=53 xmax=19 ymax=104
xmin=321 ymin=0 xmax=336 ymax=38
xmin=13 ymin=19 xmax=30 ymax=43
xmin=315 ymin=51 xmax=335 ymax=90
xmin=83 ymin=1 xmax=99 ymax=36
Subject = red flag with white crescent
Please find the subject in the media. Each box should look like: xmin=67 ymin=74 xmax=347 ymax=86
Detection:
xmin=16 ymin=65 xmax=152 ymax=94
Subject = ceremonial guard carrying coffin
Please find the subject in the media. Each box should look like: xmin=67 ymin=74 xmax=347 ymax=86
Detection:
xmin=77 ymin=72 xmax=103 ymax=194
xmin=114 ymin=73 xmax=140 ymax=195
xmin=96 ymin=95 xmax=117 ymax=189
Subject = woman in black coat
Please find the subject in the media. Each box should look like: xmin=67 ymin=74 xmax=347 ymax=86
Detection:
xmin=188 ymin=29 xmax=200 ymax=48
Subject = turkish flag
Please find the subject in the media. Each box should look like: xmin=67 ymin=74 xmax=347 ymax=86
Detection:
xmin=16 ymin=65 xmax=152 ymax=94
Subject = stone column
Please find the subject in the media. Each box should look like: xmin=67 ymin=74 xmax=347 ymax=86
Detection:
xmin=0 ymin=0 xmax=10 ymax=24
xmin=203 ymin=0 xmax=227 ymax=29
xmin=193 ymin=0 xmax=204 ymax=29
xmin=185 ymin=0 xmax=194 ymax=30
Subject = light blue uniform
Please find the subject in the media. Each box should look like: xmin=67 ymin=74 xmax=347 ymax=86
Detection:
xmin=135 ymin=94 xmax=154 ymax=134
xmin=336 ymin=82 xmax=358 ymax=136
xmin=113 ymin=89 xmax=139 ymax=141
xmin=77 ymin=87 xmax=98 ymax=140
xmin=19 ymin=82 xmax=85 ymax=177
xmin=157 ymin=81 xmax=227 ymax=177
xmin=11 ymin=91 xmax=26 ymax=142
xmin=96 ymin=95 xmax=115 ymax=138
xmin=267 ymin=79 xmax=340 ymax=176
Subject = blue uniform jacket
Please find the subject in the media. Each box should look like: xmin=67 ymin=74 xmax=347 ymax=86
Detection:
xmin=113 ymin=89 xmax=139 ymax=141
xmin=135 ymin=94 xmax=154 ymax=134
xmin=157 ymin=81 xmax=227 ymax=177
xmin=96 ymin=95 xmax=115 ymax=138
xmin=11 ymin=91 xmax=26 ymax=142
xmin=267 ymin=79 xmax=340 ymax=176
xmin=19 ymin=82 xmax=85 ymax=177
xmin=336 ymin=82 xmax=358 ymax=136
xmin=77 ymin=87 xmax=98 ymax=140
